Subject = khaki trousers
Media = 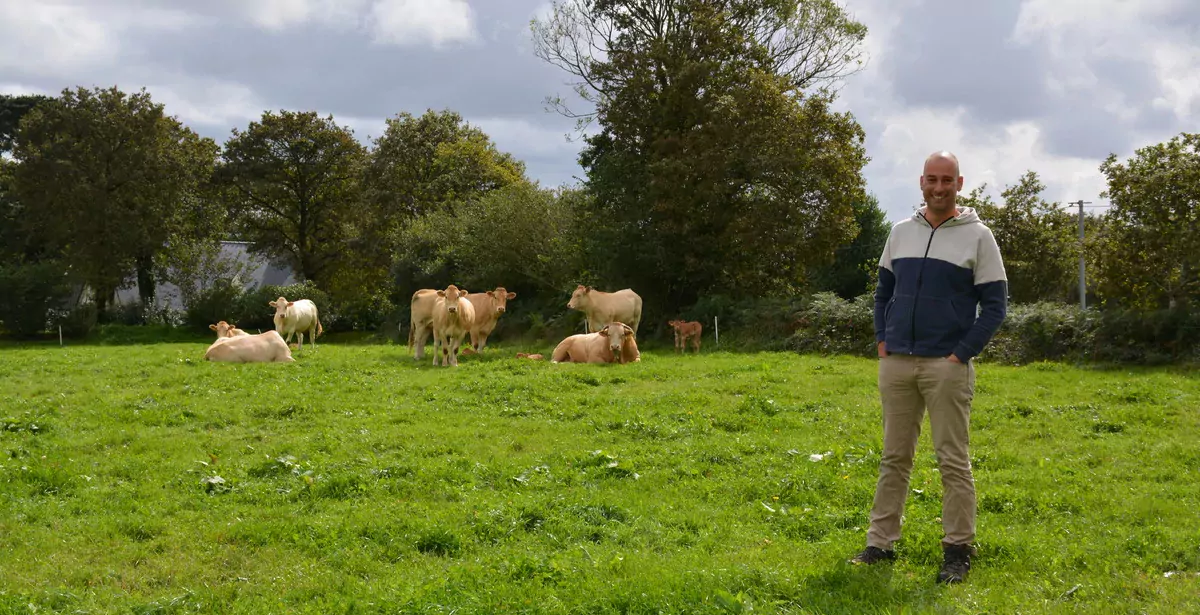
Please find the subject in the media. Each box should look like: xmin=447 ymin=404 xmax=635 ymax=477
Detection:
xmin=867 ymin=354 xmax=977 ymax=549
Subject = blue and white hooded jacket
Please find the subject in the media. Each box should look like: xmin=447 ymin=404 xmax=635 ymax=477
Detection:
xmin=875 ymin=206 xmax=1007 ymax=362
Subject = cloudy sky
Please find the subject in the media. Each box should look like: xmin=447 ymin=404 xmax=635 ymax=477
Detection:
xmin=2 ymin=0 xmax=1197 ymax=223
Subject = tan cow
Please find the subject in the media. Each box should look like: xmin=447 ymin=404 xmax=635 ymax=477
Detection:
xmin=269 ymin=297 xmax=323 ymax=350
xmin=551 ymin=322 xmax=641 ymax=364
xmin=407 ymin=288 xmax=443 ymax=360
xmin=204 ymin=330 xmax=295 ymax=363
xmin=668 ymin=319 xmax=703 ymax=353
xmin=431 ymin=284 xmax=476 ymax=367
xmin=465 ymin=287 xmax=516 ymax=352
xmin=516 ymin=352 xmax=544 ymax=360
xmin=567 ymin=285 xmax=643 ymax=334
xmin=209 ymin=321 xmax=249 ymax=339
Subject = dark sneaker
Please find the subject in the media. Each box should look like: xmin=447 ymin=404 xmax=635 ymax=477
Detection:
xmin=937 ymin=543 xmax=974 ymax=584
xmin=849 ymin=546 xmax=896 ymax=565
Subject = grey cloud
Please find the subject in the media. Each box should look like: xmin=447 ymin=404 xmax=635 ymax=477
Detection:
xmin=883 ymin=0 xmax=1048 ymax=122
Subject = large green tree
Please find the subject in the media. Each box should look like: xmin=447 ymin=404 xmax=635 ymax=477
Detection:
xmin=0 ymin=94 xmax=53 ymax=154
xmin=967 ymin=172 xmax=1078 ymax=304
xmin=533 ymin=0 xmax=870 ymax=312
xmin=12 ymin=86 xmax=219 ymax=317
xmin=357 ymin=109 xmax=527 ymax=299
xmin=810 ymin=193 xmax=890 ymax=299
xmin=1093 ymin=132 xmax=1200 ymax=309
xmin=218 ymin=110 xmax=366 ymax=288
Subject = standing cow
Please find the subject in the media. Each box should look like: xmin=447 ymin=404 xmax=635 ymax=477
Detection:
xmin=269 ymin=296 xmax=323 ymax=350
xmin=668 ymin=319 xmax=703 ymax=353
xmin=466 ymin=287 xmax=516 ymax=352
xmin=551 ymin=322 xmax=641 ymax=364
xmin=407 ymin=288 xmax=442 ymax=360
xmin=431 ymin=284 xmax=475 ymax=367
xmin=567 ymin=285 xmax=643 ymax=334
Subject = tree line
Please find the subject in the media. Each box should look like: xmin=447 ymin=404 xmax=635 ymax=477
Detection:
xmin=1 ymin=0 xmax=1197 ymax=349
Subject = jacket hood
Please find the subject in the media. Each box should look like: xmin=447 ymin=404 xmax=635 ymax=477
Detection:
xmin=912 ymin=206 xmax=980 ymax=228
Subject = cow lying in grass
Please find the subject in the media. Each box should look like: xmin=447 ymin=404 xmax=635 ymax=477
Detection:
xmin=209 ymin=320 xmax=249 ymax=339
xmin=551 ymin=322 xmax=640 ymax=364
xmin=204 ymin=330 xmax=295 ymax=363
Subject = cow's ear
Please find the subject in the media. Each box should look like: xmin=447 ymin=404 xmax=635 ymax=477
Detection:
xmin=209 ymin=324 xmax=218 ymax=331
xmin=506 ymin=292 xmax=516 ymax=299
xmin=268 ymin=300 xmax=277 ymax=307
xmin=437 ymin=290 xmax=446 ymax=297
xmin=287 ymin=301 xmax=295 ymax=307
xmin=485 ymin=290 xmax=494 ymax=298
xmin=598 ymin=327 xmax=609 ymax=337
xmin=623 ymin=325 xmax=635 ymax=336
xmin=585 ymin=286 xmax=593 ymax=293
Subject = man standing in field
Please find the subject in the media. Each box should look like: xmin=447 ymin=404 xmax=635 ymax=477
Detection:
xmin=851 ymin=151 xmax=1007 ymax=584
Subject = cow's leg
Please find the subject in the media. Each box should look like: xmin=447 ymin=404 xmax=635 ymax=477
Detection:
xmin=415 ymin=324 xmax=427 ymax=360
xmin=450 ymin=335 xmax=461 ymax=367
xmin=310 ymin=325 xmax=317 ymax=349
xmin=694 ymin=335 xmax=701 ymax=353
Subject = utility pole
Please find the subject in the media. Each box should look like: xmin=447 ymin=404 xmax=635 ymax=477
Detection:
xmin=1068 ymin=199 xmax=1092 ymax=309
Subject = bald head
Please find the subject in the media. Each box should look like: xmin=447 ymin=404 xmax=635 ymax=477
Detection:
xmin=924 ymin=151 xmax=960 ymax=176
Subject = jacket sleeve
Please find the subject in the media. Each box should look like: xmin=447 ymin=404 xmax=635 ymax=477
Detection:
xmin=874 ymin=231 xmax=896 ymax=343
xmin=953 ymin=227 xmax=1008 ymax=362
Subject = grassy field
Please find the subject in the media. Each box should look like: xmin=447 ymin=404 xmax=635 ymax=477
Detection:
xmin=1 ymin=337 xmax=1198 ymax=614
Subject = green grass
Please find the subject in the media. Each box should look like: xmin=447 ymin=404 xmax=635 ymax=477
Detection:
xmin=1 ymin=340 xmax=1198 ymax=614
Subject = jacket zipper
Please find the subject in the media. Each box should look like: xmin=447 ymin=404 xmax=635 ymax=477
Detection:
xmin=910 ymin=216 xmax=945 ymax=352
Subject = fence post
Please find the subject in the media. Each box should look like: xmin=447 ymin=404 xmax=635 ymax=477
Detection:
xmin=714 ymin=317 xmax=719 ymax=349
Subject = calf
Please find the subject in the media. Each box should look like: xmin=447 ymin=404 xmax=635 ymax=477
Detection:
xmin=551 ymin=322 xmax=640 ymax=364
xmin=270 ymin=297 xmax=323 ymax=350
xmin=668 ymin=319 xmax=703 ymax=353
xmin=204 ymin=330 xmax=295 ymax=363
xmin=431 ymin=284 xmax=476 ymax=367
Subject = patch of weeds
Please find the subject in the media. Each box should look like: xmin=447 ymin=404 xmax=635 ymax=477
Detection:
xmin=1 ymin=418 xmax=51 ymax=435
xmin=252 ymin=403 xmax=313 ymax=420
xmin=415 ymin=529 xmax=461 ymax=557
xmin=1091 ymin=420 xmax=1126 ymax=434
xmin=737 ymin=395 xmax=781 ymax=416
xmin=18 ymin=464 xmax=77 ymax=496
xmin=505 ymin=554 xmax=567 ymax=585
xmin=575 ymin=450 xmax=638 ymax=479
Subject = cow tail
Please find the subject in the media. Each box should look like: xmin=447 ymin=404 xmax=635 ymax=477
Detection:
xmin=316 ymin=318 xmax=324 ymax=337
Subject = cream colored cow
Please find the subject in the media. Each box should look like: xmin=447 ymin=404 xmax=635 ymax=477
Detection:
xmin=269 ymin=297 xmax=323 ymax=350
xmin=431 ymin=284 xmax=476 ymax=367
xmin=407 ymin=288 xmax=442 ymax=360
xmin=567 ymin=285 xmax=643 ymax=333
xmin=551 ymin=322 xmax=640 ymax=364
xmin=204 ymin=330 xmax=295 ymax=363
xmin=209 ymin=321 xmax=249 ymax=339
xmin=466 ymin=287 xmax=516 ymax=352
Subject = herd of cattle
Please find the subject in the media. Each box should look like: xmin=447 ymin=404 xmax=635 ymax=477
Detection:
xmin=202 ymin=285 xmax=705 ymax=366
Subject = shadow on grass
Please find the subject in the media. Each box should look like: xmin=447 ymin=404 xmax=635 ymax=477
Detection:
xmin=789 ymin=563 xmax=948 ymax=614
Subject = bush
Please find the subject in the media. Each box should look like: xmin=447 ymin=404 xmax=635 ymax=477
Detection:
xmin=183 ymin=278 xmax=245 ymax=332
xmin=788 ymin=292 xmax=875 ymax=357
xmin=0 ymin=261 xmax=73 ymax=337
xmin=234 ymin=281 xmax=333 ymax=333
xmin=49 ymin=302 xmax=98 ymax=338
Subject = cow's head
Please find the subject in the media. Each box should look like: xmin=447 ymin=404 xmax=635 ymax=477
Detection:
xmin=567 ymin=285 xmax=592 ymax=309
xmin=209 ymin=320 xmax=237 ymax=338
xmin=486 ymin=287 xmax=517 ymax=314
xmin=268 ymin=296 xmax=294 ymax=328
xmin=667 ymin=319 xmax=682 ymax=331
xmin=437 ymin=285 xmax=467 ymax=313
xmin=598 ymin=321 xmax=635 ymax=357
